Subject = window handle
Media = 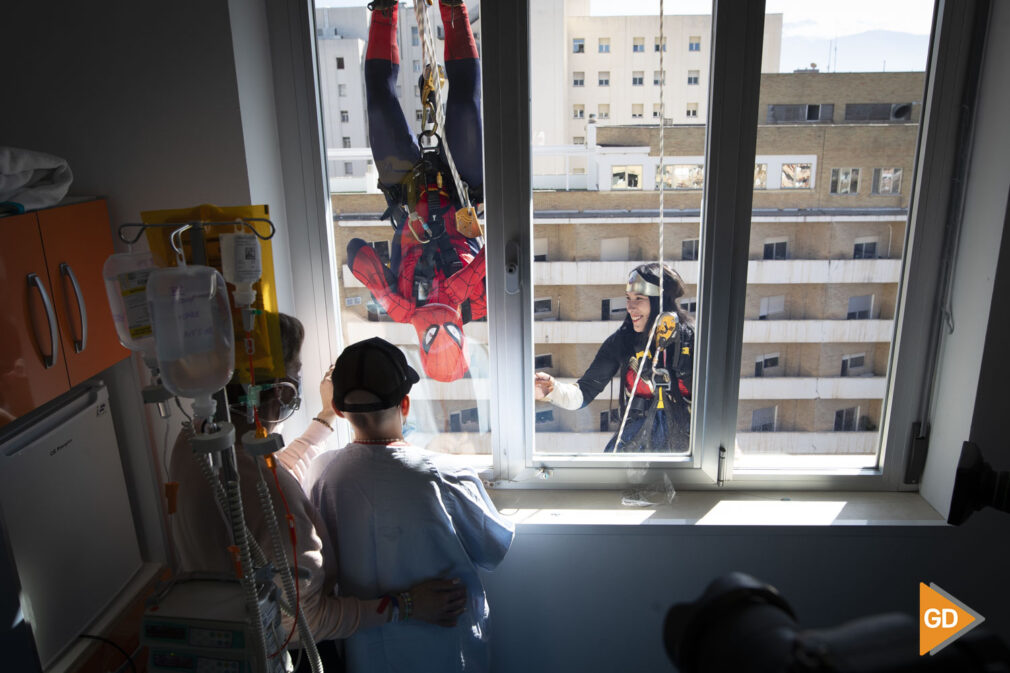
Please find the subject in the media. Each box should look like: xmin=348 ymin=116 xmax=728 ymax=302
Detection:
xmin=27 ymin=273 xmax=59 ymax=369
xmin=505 ymin=239 xmax=521 ymax=295
xmin=60 ymin=263 xmax=88 ymax=353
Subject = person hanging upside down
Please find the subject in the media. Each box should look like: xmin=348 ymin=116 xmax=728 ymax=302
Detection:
xmin=348 ymin=0 xmax=486 ymax=383
xmin=534 ymin=263 xmax=696 ymax=453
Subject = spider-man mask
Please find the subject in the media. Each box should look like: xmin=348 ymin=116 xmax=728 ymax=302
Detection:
xmin=410 ymin=303 xmax=469 ymax=382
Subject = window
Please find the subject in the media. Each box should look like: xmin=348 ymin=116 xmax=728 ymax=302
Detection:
xmin=841 ymin=353 xmax=866 ymax=377
xmin=767 ymin=104 xmax=834 ymax=123
xmin=414 ymin=84 xmax=420 ymax=97
xmin=343 ymin=162 xmax=353 ymax=176
xmin=572 ymin=38 xmax=585 ymax=53
xmin=341 ymin=136 xmax=351 ymax=148
xmin=412 ymin=60 xmax=421 ymax=74
xmin=632 ymin=37 xmax=645 ymax=53
xmin=573 ymin=104 xmax=584 ymax=119
xmin=411 ymin=26 xmax=419 ymax=47
xmin=597 ymin=104 xmax=610 ymax=120
xmin=830 ymin=168 xmax=860 ymax=194
xmin=573 ymin=136 xmax=585 ymax=144
xmin=762 ymin=239 xmax=788 ymax=260
xmin=653 ymin=70 xmax=665 ymax=86
xmin=872 ymin=168 xmax=903 ymax=194
xmin=754 ymin=353 xmax=780 ymax=377
xmin=598 ymin=37 xmax=610 ymax=53
xmin=535 ymin=409 xmax=555 ymax=424
xmin=682 ymin=239 xmax=699 ymax=261
xmin=759 ymin=295 xmax=786 ymax=320
xmin=534 ymin=298 xmax=554 ymax=318
xmin=598 ymin=71 xmax=610 ymax=87
xmin=368 ymin=240 xmax=391 ymax=267
xmin=655 ymin=36 xmax=667 ymax=52
xmin=780 ymin=163 xmax=812 ymax=189
xmin=751 ymin=407 xmax=777 ymax=432
xmin=533 ymin=237 xmax=548 ymax=262
xmin=632 ymin=71 xmax=644 ymax=86
xmin=680 ymin=298 xmax=698 ymax=315
xmin=338 ymin=84 xmax=347 ymax=97
xmin=834 ymin=407 xmax=859 ymax=432
xmin=688 ymin=36 xmax=701 ymax=51
xmin=753 ymin=164 xmax=767 ymax=189
xmin=658 ymin=164 xmax=704 ymax=190
xmin=686 ymin=103 xmax=698 ymax=118
xmin=340 ymin=110 xmax=349 ymax=123
xmin=853 ymin=239 xmax=878 ymax=259
xmin=336 ymin=57 xmax=344 ymax=69
xmin=847 ymin=295 xmax=873 ymax=320
xmin=572 ymin=71 xmax=584 ymax=87
xmin=845 ymin=103 xmax=914 ymax=122
xmin=631 ymin=104 xmax=644 ymax=119
xmin=600 ymin=237 xmax=629 ymax=261
xmin=535 ymin=353 xmax=553 ymax=369
xmin=653 ymin=103 xmax=662 ymax=118
xmin=602 ymin=296 xmax=629 ymax=320
xmin=415 ymin=109 xmax=422 ymax=122
xmin=611 ymin=165 xmax=642 ymax=189
xmin=687 ymin=70 xmax=700 ymax=85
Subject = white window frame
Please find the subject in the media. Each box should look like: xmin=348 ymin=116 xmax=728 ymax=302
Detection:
xmin=572 ymin=71 xmax=584 ymax=87
xmin=687 ymin=69 xmax=700 ymax=85
xmin=339 ymin=109 xmax=349 ymax=122
xmin=680 ymin=296 xmax=698 ymax=315
xmin=533 ymin=237 xmax=548 ymax=262
xmin=597 ymin=104 xmax=610 ymax=120
xmin=751 ymin=406 xmax=777 ymax=432
xmin=759 ymin=294 xmax=786 ymax=320
xmin=598 ymin=37 xmax=610 ymax=53
xmin=572 ymin=37 xmax=585 ymax=54
xmin=841 ymin=352 xmax=867 ymax=377
xmin=682 ymin=238 xmax=700 ymax=261
xmin=754 ymin=352 xmax=781 ymax=377
xmin=686 ymin=103 xmax=699 ymax=118
xmin=853 ymin=236 xmax=879 ymax=259
xmin=632 ymin=71 xmax=644 ymax=86
xmin=762 ymin=236 xmax=788 ymax=260
xmin=271 ymin=0 xmax=979 ymax=492
xmin=847 ymin=294 xmax=874 ymax=320
xmin=632 ymin=37 xmax=645 ymax=53
xmin=598 ymin=71 xmax=610 ymax=87
xmin=653 ymin=70 xmax=665 ymax=86
xmin=604 ymin=296 xmax=628 ymax=320
xmin=573 ymin=104 xmax=585 ymax=119
xmin=630 ymin=104 xmax=644 ymax=119
xmin=830 ymin=167 xmax=860 ymax=194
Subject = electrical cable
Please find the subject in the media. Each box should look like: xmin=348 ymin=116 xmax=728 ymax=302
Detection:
xmin=78 ymin=634 xmax=138 ymax=673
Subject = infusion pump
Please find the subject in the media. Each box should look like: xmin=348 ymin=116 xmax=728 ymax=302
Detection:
xmin=142 ymin=577 xmax=291 ymax=673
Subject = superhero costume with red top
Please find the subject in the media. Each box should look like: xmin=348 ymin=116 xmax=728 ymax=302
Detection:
xmin=350 ymin=1 xmax=485 ymax=382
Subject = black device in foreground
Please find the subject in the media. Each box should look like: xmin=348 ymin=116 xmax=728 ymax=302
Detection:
xmin=664 ymin=572 xmax=1010 ymax=673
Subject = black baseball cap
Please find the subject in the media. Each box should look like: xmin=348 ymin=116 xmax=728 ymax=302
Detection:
xmin=332 ymin=337 xmax=420 ymax=412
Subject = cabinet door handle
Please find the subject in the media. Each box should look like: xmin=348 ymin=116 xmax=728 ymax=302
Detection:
xmin=27 ymin=273 xmax=59 ymax=369
xmin=59 ymin=263 xmax=88 ymax=353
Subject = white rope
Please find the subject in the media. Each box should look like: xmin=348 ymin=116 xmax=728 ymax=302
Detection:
xmin=613 ymin=0 xmax=666 ymax=451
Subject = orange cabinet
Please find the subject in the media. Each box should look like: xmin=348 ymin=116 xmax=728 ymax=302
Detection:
xmin=0 ymin=200 xmax=128 ymax=426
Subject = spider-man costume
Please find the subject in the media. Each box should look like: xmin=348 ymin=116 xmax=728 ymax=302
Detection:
xmin=349 ymin=1 xmax=485 ymax=382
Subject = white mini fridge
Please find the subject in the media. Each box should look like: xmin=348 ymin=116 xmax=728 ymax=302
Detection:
xmin=0 ymin=382 xmax=142 ymax=669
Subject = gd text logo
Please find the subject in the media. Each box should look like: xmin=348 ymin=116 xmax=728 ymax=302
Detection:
xmin=919 ymin=583 xmax=984 ymax=655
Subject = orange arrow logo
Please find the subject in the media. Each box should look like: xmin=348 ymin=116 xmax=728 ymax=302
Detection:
xmin=920 ymin=583 xmax=985 ymax=655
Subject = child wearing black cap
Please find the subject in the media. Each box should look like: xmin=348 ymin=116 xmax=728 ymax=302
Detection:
xmin=311 ymin=337 xmax=514 ymax=673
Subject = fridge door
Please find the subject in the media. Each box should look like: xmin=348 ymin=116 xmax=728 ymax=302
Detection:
xmin=0 ymin=382 xmax=142 ymax=669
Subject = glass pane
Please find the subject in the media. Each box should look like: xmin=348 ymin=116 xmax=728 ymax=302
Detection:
xmin=735 ymin=1 xmax=934 ymax=470
xmin=529 ymin=1 xmax=770 ymax=457
xmin=314 ymin=1 xmax=490 ymax=457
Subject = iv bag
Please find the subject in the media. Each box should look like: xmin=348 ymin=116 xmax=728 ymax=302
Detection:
xmin=102 ymin=252 xmax=158 ymax=364
xmin=147 ymin=266 xmax=235 ymax=399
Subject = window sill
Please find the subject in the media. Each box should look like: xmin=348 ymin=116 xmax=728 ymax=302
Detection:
xmin=487 ymin=489 xmax=946 ymax=528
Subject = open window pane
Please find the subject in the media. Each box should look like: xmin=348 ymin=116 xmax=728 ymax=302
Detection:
xmin=735 ymin=1 xmax=933 ymax=470
xmin=316 ymin=2 xmax=490 ymax=457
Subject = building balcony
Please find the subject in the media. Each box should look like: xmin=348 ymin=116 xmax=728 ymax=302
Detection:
xmin=737 ymin=376 xmax=886 ymax=399
xmin=527 ymin=431 xmax=879 ymax=456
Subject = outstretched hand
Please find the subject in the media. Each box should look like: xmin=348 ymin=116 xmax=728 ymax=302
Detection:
xmin=316 ymin=364 xmax=337 ymax=424
xmin=410 ymin=578 xmax=467 ymax=627
xmin=534 ymin=372 xmax=555 ymax=401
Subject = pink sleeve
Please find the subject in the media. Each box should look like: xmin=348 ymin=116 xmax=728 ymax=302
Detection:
xmin=276 ymin=421 xmax=332 ymax=487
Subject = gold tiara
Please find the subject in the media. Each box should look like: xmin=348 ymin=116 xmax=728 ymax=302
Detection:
xmin=626 ymin=269 xmax=661 ymax=296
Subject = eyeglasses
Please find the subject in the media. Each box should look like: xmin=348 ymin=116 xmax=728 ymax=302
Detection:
xmin=230 ymin=379 xmax=301 ymax=425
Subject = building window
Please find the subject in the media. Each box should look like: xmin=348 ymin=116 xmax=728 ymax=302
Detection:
xmin=680 ymin=297 xmax=698 ymax=315
xmin=598 ymin=71 xmax=610 ymax=86
xmin=597 ymin=104 xmax=610 ymax=119
xmin=872 ymin=168 xmax=903 ymax=195
xmin=368 ymin=240 xmax=391 ymax=266
xmin=655 ymin=36 xmax=667 ymax=52
xmin=658 ymin=164 xmax=704 ymax=190
xmin=338 ymin=84 xmax=347 ymax=97
xmin=411 ymin=26 xmax=419 ymax=47
xmin=533 ymin=237 xmax=548 ymax=262
xmin=653 ymin=103 xmax=662 ymax=118
xmin=682 ymin=239 xmax=699 ymax=261
xmin=853 ymin=238 xmax=878 ymax=259
xmin=534 ymin=297 xmax=554 ymax=318
xmin=415 ymin=109 xmax=423 ymax=122
xmin=830 ymin=168 xmax=860 ymax=194
xmin=631 ymin=104 xmax=644 ymax=119
xmin=754 ymin=164 xmax=768 ymax=189
xmin=759 ymin=295 xmax=786 ymax=320
xmin=340 ymin=110 xmax=349 ymax=123
xmin=573 ymin=136 xmax=585 ymax=144
xmin=341 ymin=136 xmax=351 ymax=148
xmin=751 ymin=406 xmax=776 ymax=432
xmin=687 ymin=70 xmax=700 ymax=85
xmin=343 ymin=162 xmax=353 ymax=176
xmin=602 ymin=296 xmax=629 ymax=320
xmin=414 ymin=84 xmax=420 ymax=97
xmin=767 ymin=103 xmax=834 ymax=123
xmin=534 ymin=353 xmax=553 ymax=369
xmin=598 ymin=37 xmax=610 ymax=53
xmin=611 ymin=165 xmax=642 ymax=189
xmin=781 ymin=163 xmax=812 ymax=189
xmin=336 ymin=57 xmax=344 ymax=69
xmin=763 ymin=239 xmax=788 ymax=260
xmin=841 ymin=353 xmax=866 ymax=377
xmin=573 ymin=71 xmax=584 ymax=87
xmin=754 ymin=353 xmax=780 ymax=377
xmin=412 ymin=60 xmax=421 ymax=73
xmin=686 ymin=103 xmax=699 ymax=118
xmin=653 ymin=70 xmax=665 ymax=86
xmin=632 ymin=37 xmax=645 ymax=53
xmin=688 ymin=36 xmax=701 ymax=51
xmin=845 ymin=102 xmax=913 ymax=122
xmin=573 ymin=38 xmax=585 ymax=53
xmin=847 ymin=295 xmax=873 ymax=320
xmin=834 ymin=407 xmax=859 ymax=432
xmin=573 ymin=104 xmax=585 ymax=119
xmin=632 ymin=71 xmax=644 ymax=86
xmin=535 ymin=409 xmax=555 ymax=424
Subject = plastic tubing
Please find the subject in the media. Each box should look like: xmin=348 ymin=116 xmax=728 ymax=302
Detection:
xmin=254 ymin=465 xmax=323 ymax=673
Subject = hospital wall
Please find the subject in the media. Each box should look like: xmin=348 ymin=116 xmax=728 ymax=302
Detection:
xmin=0 ymin=2 xmax=1007 ymax=673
